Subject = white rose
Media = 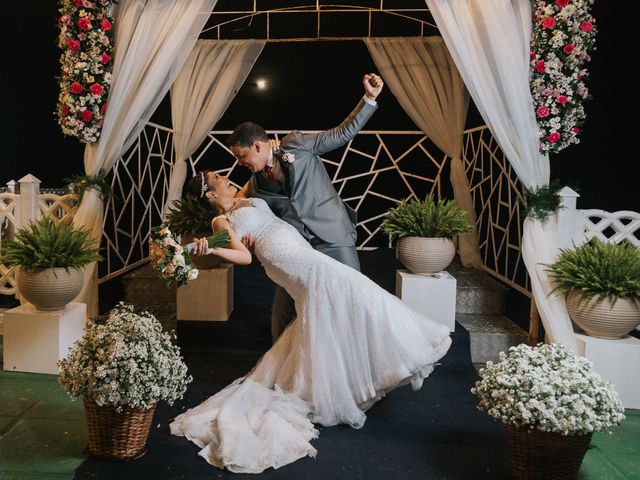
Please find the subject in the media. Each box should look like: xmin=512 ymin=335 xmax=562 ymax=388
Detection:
xmin=172 ymin=254 xmax=185 ymax=267
xmin=187 ymin=268 xmax=199 ymax=281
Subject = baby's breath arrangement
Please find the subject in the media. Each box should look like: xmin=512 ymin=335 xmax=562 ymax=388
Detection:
xmin=58 ymin=303 xmax=192 ymax=411
xmin=381 ymin=195 xmax=472 ymax=242
xmin=472 ymin=343 xmax=625 ymax=435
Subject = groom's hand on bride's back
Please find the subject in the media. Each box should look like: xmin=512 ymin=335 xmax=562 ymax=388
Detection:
xmin=241 ymin=235 xmax=256 ymax=252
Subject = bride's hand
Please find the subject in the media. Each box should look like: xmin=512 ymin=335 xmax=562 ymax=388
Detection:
xmin=193 ymin=237 xmax=209 ymax=255
xmin=269 ymin=138 xmax=281 ymax=151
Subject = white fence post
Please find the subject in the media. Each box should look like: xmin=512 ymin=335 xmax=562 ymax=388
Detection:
xmin=16 ymin=174 xmax=41 ymax=230
xmin=556 ymin=186 xmax=583 ymax=248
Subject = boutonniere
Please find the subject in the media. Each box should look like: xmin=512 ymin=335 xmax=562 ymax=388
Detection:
xmin=281 ymin=153 xmax=295 ymax=164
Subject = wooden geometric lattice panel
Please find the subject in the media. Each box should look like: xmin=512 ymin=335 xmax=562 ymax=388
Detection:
xmin=463 ymin=127 xmax=530 ymax=296
xmin=99 ymin=123 xmax=174 ymax=283
xmin=188 ymin=130 xmax=449 ymax=250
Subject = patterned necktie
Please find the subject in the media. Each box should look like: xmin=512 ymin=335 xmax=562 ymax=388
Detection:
xmin=264 ymin=165 xmax=274 ymax=182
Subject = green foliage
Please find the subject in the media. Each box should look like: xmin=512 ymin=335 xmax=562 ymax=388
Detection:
xmin=381 ymin=195 xmax=472 ymax=241
xmin=165 ymin=198 xmax=215 ymax=237
xmin=547 ymin=239 xmax=640 ymax=301
xmin=64 ymin=170 xmax=113 ymax=202
xmin=522 ymin=180 xmax=561 ymax=223
xmin=1 ymin=217 xmax=102 ymax=269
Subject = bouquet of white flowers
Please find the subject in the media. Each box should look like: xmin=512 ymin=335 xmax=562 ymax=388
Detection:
xmin=472 ymin=343 xmax=625 ymax=435
xmin=149 ymin=225 xmax=230 ymax=287
xmin=58 ymin=303 xmax=192 ymax=411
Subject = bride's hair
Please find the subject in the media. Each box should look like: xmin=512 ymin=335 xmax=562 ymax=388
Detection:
xmin=185 ymin=170 xmax=215 ymax=216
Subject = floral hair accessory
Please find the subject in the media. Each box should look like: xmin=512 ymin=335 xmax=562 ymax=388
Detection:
xmin=200 ymin=172 xmax=208 ymax=197
xmin=282 ymin=153 xmax=295 ymax=164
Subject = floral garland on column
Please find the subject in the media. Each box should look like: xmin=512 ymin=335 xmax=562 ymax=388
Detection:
xmin=56 ymin=0 xmax=116 ymax=143
xmin=530 ymin=0 xmax=596 ymax=154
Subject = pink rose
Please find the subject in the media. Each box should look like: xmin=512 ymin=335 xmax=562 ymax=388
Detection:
xmin=548 ymin=132 xmax=561 ymax=143
xmin=556 ymin=0 xmax=570 ymax=7
xmin=59 ymin=15 xmax=70 ymax=25
xmin=81 ymin=109 xmax=93 ymax=122
xmin=70 ymin=82 xmax=83 ymax=94
xmin=536 ymin=106 xmax=550 ymax=118
xmin=73 ymin=0 xmax=83 ymax=6
xmin=100 ymin=19 xmax=112 ymax=31
xmin=67 ymin=39 xmax=80 ymax=51
xmin=563 ymin=44 xmax=575 ymax=54
xmin=100 ymin=52 xmax=111 ymax=64
xmin=530 ymin=50 xmax=536 ymax=61
xmin=60 ymin=105 xmax=70 ymax=117
xmin=100 ymin=102 xmax=108 ymax=115
xmin=572 ymin=127 xmax=580 ymax=134
xmin=580 ymin=21 xmax=593 ymax=32
xmin=557 ymin=95 xmax=568 ymax=104
xmin=542 ymin=17 xmax=556 ymax=29
xmin=78 ymin=18 xmax=91 ymax=31
xmin=90 ymin=83 xmax=103 ymax=95
xmin=535 ymin=60 xmax=546 ymax=74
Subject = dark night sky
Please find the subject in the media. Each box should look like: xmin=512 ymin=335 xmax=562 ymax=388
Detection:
xmin=1 ymin=1 xmax=638 ymax=212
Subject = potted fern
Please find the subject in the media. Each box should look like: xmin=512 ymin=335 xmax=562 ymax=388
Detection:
xmin=0 ymin=216 xmax=101 ymax=310
xmin=547 ymin=238 xmax=640 ymax=339
xmin=381 ymin=195 xmax=472 ymax=274
xmin=165 ymin=197 xmax=221 ymax=269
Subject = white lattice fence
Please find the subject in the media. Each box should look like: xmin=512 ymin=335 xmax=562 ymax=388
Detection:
xmin=0 ymin=177 xmax=77 ymax=297
xmin=582 ymin=210 xmax=640 ymax=246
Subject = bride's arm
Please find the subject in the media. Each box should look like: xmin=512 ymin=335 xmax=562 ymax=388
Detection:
xmin=193 ymin=217 xmax=252 ymax=265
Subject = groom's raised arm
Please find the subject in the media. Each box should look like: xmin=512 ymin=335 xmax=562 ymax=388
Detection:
xmin=298 ymin=74 xmax=384 ymax=156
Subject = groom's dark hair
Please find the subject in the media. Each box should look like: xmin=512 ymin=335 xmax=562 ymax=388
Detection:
xmin=226 ymin=122 xmax=268 ymax=148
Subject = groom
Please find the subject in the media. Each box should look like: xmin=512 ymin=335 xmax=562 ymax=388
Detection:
xmin=226 ymin=73 xmax=384 ymax=341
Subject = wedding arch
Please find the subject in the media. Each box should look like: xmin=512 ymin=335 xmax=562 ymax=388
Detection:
xmin=64 ymin=0 xmax=613 ymax=353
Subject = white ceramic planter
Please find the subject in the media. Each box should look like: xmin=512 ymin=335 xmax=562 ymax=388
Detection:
xmin=17 ymin=267 xmax=84 ymax=311
xmin=566 ymin=291 xmax=640 ymax=339
xmin=396 ymin=236 xmax=455 ymax=275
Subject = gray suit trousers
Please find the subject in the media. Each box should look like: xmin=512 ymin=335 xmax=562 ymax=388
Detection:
xmin=270 ymin=243 xmax=360 ymax=343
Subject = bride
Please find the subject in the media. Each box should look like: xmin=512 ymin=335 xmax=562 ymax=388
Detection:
xmin=169 ymin=170 xmax=452 ymax=474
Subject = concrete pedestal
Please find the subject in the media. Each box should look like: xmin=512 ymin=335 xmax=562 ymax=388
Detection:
xmin=177 ymin=264 xmax=233 ymax=321
xmin=576 ymin=333 xmax=640 ymax=409
xmin=396 ymin=269 xmax=457 ymax=332
xmin=3 ymin=302 xmax=86 ymax=375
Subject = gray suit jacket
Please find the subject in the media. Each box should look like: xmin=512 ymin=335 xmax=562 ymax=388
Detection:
xmin=247 ymin=98 xmax=377 ymax=246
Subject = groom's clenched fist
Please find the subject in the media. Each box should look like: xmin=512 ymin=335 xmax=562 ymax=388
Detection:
xmin=363 ymin=73 xmax=384 ymax=101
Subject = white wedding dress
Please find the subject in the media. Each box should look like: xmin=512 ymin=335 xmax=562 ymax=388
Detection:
xmin=170 ymin=198 xmax=452 ymax=473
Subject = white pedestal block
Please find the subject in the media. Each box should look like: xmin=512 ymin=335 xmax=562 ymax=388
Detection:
xmin=177 ymin=264 xmax=233 ymax=321
xmin=576 ymin=333 xmax=640 ymax=409
xmin=396 ymin=269 xmax=457 ymax=332
xmin=3 ymin=302 xmax=86 ymax=375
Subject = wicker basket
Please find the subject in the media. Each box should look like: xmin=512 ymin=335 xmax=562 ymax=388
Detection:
xmin=505 ymin=425 xmax=592 ymax=480
xmin=84 ymin=400 xmax=156 ymax=460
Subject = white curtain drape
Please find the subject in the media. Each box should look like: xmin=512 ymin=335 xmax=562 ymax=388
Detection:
xmin=163 ymin=39 xmax=265 ymax=218
xmin=365 ymin=36 xmax=482 ymax=269
xmin=427 ymin=0 xmax=578 ymax=351
xmin=73 ymin=0 xmax=217 ymax=316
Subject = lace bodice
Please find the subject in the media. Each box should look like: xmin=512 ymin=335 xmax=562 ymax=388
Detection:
xmin=215 ymin=198 xmax=315 ymax=295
